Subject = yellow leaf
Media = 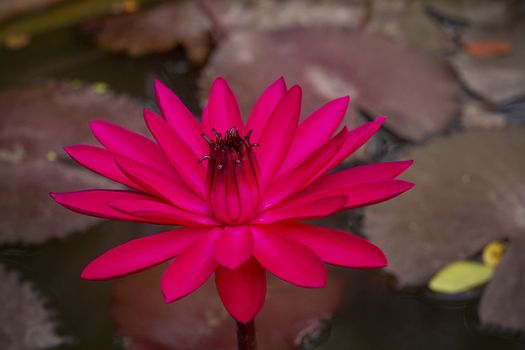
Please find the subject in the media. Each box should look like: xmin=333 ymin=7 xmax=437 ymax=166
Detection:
xmin=482 ymin=240 xmax=506 ymax=267
xmin=429 ymin=261 xmax=494 ymax=294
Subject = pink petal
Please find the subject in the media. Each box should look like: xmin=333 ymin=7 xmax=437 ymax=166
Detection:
xmin=282 ymin=223 xmax=387 ymax=268
xmin=81 ymin=227 xmax=207 ymax=280
xmin=215 ymin=258 xmax=266 ymax=323
xmin=161 ymin=229 xmax=221 ymax=303
xmin=109 ymin=198 xmax=219 ymax=226
xmin=256 ymin=86 xmax=302 ymax=189
xmin=251 ymin=225 xmax=326 ymax=287
xmin=205 ymin=77 xmax=244 ymax=134
xmin=344 ymin=180 xmax=415 ymax=209
xmin=64 ymin=145 xmax=138 ymax=189
xmin=254 ymin=196 xmax=347 ymax=224
xmin=261 ymin=128 xmax=348 ymax=208
xmin=50 ymin=190 xmax=151 ymax=221
xmin=263 ymin=117 xmax=386 ymax=206
xmin=291 ymin=160 xmax=414 ymax=203
xmin=154 ymin=80 xmax=208 ymax=157
xmin=115 ymin=156 xmax=210 ymax=215
xmin=245 ymin=77 xmax=287 ymax=143
xmin=214 ymin=226 xmax=253 ymax=269
xmin=89 ymin=120 xmax=176 ymax=177
xmin=319 ymin=116 xmax=386 ymax=175
xmin=279 ymin=96 xmax=349 ymax=175
xmin=144 ymin=110 xmax=206 ymax=197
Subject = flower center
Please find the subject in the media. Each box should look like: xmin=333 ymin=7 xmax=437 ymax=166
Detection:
xmin=201 ymin=128 xmax=261 ymax=224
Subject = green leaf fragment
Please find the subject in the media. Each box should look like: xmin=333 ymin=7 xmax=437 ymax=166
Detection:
xmin=429 ymin=261 xmax=495 ymax=294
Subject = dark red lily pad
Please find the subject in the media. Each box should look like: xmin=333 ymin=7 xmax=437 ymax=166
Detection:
xmin=200 ymin=28 xmax=462 ymax=142
xmin=0 ymin=81 xmax=145 ymax=244
xmin=110 ymin=264 xmax=344 ymax=350
xmin=81 ymin=1 xmax=212 ymax=62
xmin=81 ymin=0 xmax=366 ymax=62
xmin=364 ymin=126 xmax=525 ymax=330
xmin=0 ymin=264 xmax=65 ymax=349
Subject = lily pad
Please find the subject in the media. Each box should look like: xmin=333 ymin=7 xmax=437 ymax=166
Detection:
xmin=110 ymin=264 xmax=344 ymax=350
xmin=0 ymin=81 xmax=145 ymax=244
xmin=365 ymin=126 xmax=525 ymax=330
xmin=0 ymin=0 xmax=64 ymax=22
xmin=81 ymin=0 xmax=366 ymax=62
xmin=81 ymin=1 xmax=212 ymax=62
xmin=451 ymin=20 xmax=525 ymax=103
xmin=480 ymin=238 xmax=525 ymax=330
xmin=0 ymin=264 xmax=65 ymax=349
xmin=365 ymin=0 xmax=451 ymax=52
xmin=201 ymin=28 xmax=462 ymax=142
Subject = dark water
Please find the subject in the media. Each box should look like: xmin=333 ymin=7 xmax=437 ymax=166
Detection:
xmin=1 ymin=27 xmax=525 ymax=350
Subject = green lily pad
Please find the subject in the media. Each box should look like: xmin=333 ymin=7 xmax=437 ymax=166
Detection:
xmin=429 ymin=260 xmax=494 ymax=294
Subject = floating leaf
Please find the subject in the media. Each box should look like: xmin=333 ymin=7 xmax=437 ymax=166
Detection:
xmin=0 ymin=0 xmax=64 ymax=22
xmin=464 ymin=41 xmax=512 ymax=58
xmin=81 ymin=0 xmax=366 ymax=61
xmin=201 ymin=28 xmax=461 ymax=142
xmin=480 ymin=238 xmax=525 ymax=331
xmin=365 ymin=126 xmax=525 ymax=330
xmin=365 ymin=0 xmax=451 ymax=52
xmin=451 ymin=21 xmax=525 ymax=103
xmin=0 ymin=264 xmax=65 ymax=349
xmin=0 ymin=81 xmax=146 ymax=244
xmin=110 ymin=265 xmax=344 ymax=350
xmin=81 ymin=1 xmax=212 ymax=62
xmin=429 ymin=261 xmax=494 ymax=294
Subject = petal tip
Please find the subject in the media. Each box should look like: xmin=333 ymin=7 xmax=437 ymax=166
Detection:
xmin=375 ymin=115 xmax=387 ymax=124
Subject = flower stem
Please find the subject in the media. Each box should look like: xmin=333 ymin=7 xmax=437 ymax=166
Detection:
xmin=236 ymin=320 xmax=257 ymax=350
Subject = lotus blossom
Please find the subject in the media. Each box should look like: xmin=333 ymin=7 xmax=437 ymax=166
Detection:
xmin=51 ymin=77 xmax=413 ymax=323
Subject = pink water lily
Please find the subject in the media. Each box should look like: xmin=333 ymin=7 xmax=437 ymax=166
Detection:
xmin=51 ymin=77 xmax=413 ymax=323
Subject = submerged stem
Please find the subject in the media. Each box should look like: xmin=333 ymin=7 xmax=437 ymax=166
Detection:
xmin=236 ymin=320 xmax=257 ymax=350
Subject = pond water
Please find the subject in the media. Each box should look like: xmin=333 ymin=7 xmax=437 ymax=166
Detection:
xmin=1 ymin=27 xmax=524 ymax=350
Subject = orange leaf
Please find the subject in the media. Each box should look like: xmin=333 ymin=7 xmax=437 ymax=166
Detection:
xmin=465 ymin=41 xmax=512 ymax=58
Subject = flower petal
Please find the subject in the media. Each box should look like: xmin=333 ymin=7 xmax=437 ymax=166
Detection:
xmin=261 ymin=128 xmax=348 ymax=208
xmin=282 ymin=223 xmax=387 ymax=268
xmin=50 ymin=190 xmax=150 ymax=221
xmin=115 ymin=155 xmax=210 ymax=215
xmin=254 ymin=196 xmax=347 ymax=224
xmin=161 ymin=229 xmax=220 ymax=303
xmin=109 ymin=198 xmax=219 ymax=226
xmin=154 ymin=80 xmax=208 ymax=157
xmin=144 ymin=110 xmax=206 ymax=197
xmin=245 ymin=77 xmax=287 ymax=143
xmin=64 ymin=145 xmax=138 ymax=188
xmin=215 ymin=258 xmax=266 ymax=323
xmin=251 ymin=225 xmax=326 ymax=287
xmin=205 ymin=77 xmax=244 ymax=134
xmin=81 ymin=227 xmax=207 ymax=280
xmin=256 ymin=86 xmax=302 ymax=189
xmin=89 ymin=120 xmax=176 ymax=177
xmin=343 ymin=180 xmax=415 ymax=209
xmin=214 ymin=226 xmax=253 ymax=269
xmin=319 ymin=116 xmax=386 ymax=175
xmin=291 ymin=160 xmax=414 ymax=203
xmin=279 ymin=96 xmax=349 ymax=175
xmin=264 ymin=117 xmax=386 ymax=207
